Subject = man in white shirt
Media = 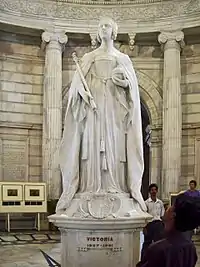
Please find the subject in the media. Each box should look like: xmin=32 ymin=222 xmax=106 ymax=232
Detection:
xmin=141 ymin=183 xmax=165 ymax=260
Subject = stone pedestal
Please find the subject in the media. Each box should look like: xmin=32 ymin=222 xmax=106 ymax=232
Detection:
xmin=49 ymin=193 xmax=151 ymax=267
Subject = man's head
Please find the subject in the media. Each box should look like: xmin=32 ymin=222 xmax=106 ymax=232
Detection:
xmin=164 ymin=193 xmax=200 ymax=232
xmin=189 ymin=180 xmax=197 ymax=191
xmin=148 ymin=183 xmax=158 ymax=198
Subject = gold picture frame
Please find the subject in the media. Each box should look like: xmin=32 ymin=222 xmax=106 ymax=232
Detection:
xmin=24 ymin=184 xmax=45 ymax=201
xmin=2 ymin=184 xmax=23 ymax=201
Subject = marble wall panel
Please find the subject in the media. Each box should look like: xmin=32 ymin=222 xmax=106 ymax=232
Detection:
xmin=0 ymin=127 xmax=42 ymax=182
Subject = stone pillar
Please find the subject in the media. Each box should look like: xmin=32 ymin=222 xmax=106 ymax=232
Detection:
xmin=42 ymin=29 xmax=68 ymax=199
xmin=158 ymin=31 xmax=184 ymax=199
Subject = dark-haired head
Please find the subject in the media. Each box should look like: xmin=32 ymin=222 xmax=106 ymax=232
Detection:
xmin=148 ymin=183 xmax=158 ymax=192
xmin=148 ymin=183 xmax=158 ymax=198
xmin=164 ymin=193 xmax=200 ymax=233
xmin=189 ymin=180 xmax=197 ymax=190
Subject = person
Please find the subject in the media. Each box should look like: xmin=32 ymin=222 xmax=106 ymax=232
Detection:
xmin=183 ymin=180 xmax=200 ymax=240
xmin=136 ymin=193 xmax=199 ymax=267
xmin=141 ymin=183 xmax=165 ymax=259
xmin=56 ymin=17 xmax=147 ymax=213
xmin=184 ymin=180 xmax=200 ymax=197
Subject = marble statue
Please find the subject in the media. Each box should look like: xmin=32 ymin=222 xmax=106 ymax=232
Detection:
xmin=56 ymin=17 xmax=146 ymax=214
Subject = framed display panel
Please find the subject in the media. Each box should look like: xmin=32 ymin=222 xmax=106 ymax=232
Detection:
xmin=24 ymin=184 xmax=45 ymax=201
xmin=169 ymin=191 xmax=186 ymax=206
xmin=2 ymin=184 xmax=23 ymax=201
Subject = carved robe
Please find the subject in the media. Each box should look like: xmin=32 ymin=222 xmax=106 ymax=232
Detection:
xmin=56 ymin=48 xmax=146 ymax=212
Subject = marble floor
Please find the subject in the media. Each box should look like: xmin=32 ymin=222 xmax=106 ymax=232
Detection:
xmin=0 ymin=243 xmax=61 ymax=267
xmin=0 ymin=233 xmax=200 ymax=266
xmin=0 ymin=231 xmax=61 ymax=267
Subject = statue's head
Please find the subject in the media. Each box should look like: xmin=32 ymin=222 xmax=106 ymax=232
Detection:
xmin=97 ymin=17 xmax=118 ymax=43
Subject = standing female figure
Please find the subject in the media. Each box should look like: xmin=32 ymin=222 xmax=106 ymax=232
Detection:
xmin=56 ymin=18 xmax=146 ymax=213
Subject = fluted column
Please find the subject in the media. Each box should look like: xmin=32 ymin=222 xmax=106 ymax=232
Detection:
xmin=42 ymin=29 xmax=68 ymax=199
xmin=158 ymin=31 xmax=184 ymax=199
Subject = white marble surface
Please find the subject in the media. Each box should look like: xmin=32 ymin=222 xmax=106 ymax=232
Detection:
xmin=42 ymin=30 xmax=68 ymax=199
xmin=158 ymin=31 xmax=184 ymax=199
xmin=57 ymin=17 xmax=146 ymax=214
xmin=61 ymin=229 xmax=140 ymax=267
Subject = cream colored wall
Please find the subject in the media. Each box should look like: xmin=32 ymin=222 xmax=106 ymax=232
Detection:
xmin=0 ymin=36 xmax=44 ymax=182
xmin=1 ymin=35 xmax=200 ymax=195
xmin=181 ymin=44 xmax=200 ymax=190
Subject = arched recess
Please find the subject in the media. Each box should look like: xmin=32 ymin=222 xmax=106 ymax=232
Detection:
xmin=137 ymin=70 xmax=162 ymax=126
xmin=137 ymin=71 xmax=163 ymax=199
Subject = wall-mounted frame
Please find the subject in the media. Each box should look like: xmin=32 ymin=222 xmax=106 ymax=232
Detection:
xmin=2 ymin=184 xmax=23 ymax=201
xmin=24 ymin=184 xmax=45 ymax=201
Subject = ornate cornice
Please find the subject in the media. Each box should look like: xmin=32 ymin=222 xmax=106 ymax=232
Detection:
xmin=0 ymin=0 xmax=200 ymax=34
xmin=0 ymin=0 xmax=199 ymax=19
xmin=54 ymin=0 xmax=165 ymax=4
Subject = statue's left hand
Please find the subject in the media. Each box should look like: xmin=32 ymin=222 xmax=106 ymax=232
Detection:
xmin=112 ymin=67 xmax=129 ymax=88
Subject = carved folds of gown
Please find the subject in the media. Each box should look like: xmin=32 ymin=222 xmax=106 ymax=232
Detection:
xmin=56 ymin=49 xmax=146 ymax=213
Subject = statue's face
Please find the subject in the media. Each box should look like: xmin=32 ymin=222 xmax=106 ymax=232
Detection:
xmin=98 ymin=20 xmax=113 ymax=41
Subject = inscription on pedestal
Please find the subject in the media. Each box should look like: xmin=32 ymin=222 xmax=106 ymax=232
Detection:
xmin=87 ymin=236 xmax=114 ymax=249
xmin=78 ymin=235 xmax=123 ymax=252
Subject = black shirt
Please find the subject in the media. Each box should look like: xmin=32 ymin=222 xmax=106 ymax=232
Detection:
xmin=136 ymin=232 xmax=197 ymax=267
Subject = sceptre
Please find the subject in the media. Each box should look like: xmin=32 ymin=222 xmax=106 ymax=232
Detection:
xmin=72 ymin=52 xmax=97 ymax=110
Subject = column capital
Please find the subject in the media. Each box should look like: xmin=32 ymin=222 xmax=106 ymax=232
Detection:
xmin=158 ymin=30 xmax=185 ymax=50
xmin=128 ymin=33 xmax=136 ymax=51
xmin=42 ymin=29 xmax=68 ymax=51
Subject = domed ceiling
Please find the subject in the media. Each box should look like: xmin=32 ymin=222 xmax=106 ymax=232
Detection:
xmin=0 ymin=0 xmax=199 ymax=34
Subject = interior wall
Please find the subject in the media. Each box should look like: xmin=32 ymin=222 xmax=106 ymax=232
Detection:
xmin=0 ymin=31 xmax=200 ymax=195
xmin=0 ymin=32 xmax=43 ymax=182
xmin=181 ymin=43 xmax=200 ymax=189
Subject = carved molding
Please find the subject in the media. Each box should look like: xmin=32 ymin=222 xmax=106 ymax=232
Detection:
xmin=54 ymin=0 xmax=166 ymax=4
xmin=89 ymin=33 xmax=97 ymax=50
xmin=0 ymin=0 xmax=200 ymax=34
xmin=128 ymin=33 xmax=136 ymax=51
xmin=0 ymin=122 xmax=42 ymax=129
